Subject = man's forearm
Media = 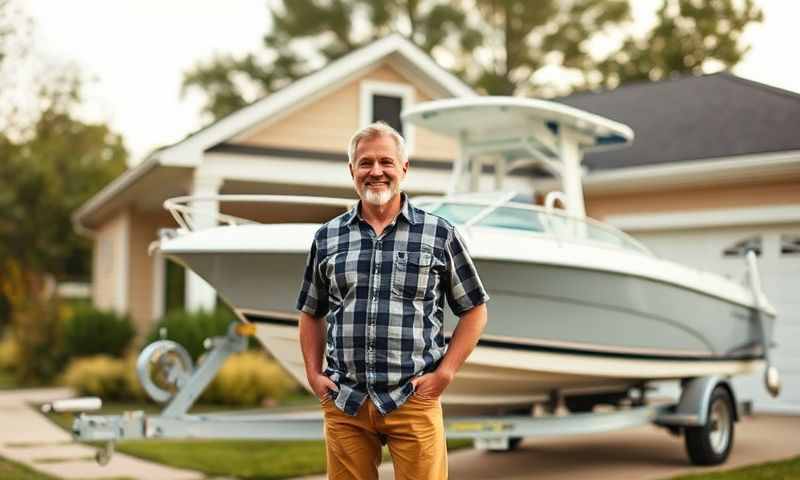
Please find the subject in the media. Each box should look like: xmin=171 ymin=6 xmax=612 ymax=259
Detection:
xmin=437 ymin=303 xmax=487 ymax=377
xmin=299 ymin=311 xmax=326 ymax=376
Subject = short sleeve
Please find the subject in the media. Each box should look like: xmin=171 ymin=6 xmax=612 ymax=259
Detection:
xmin=296 ymin=237 xmax=330 ymax=318
xmin=443 ymin=227 xmax=489 ymax=316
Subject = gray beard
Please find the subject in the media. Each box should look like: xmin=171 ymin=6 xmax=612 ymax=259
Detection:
xmin=362 ymin=183 xmax=400 ymax=206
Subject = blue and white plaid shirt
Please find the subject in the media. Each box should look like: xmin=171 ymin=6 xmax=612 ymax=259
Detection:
xmin=296 ymin=193 xmax=489 ymax=415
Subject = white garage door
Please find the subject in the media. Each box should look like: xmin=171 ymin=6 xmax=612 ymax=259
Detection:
xmin=633 ymin=225 xmax=800 ymax=413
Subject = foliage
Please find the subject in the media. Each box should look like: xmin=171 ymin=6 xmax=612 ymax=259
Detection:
xmin=0 ymin=86 xmax=128 ymax=280
xmin=0 ymin=330 xmax=19 ymax=371
xmin=0 ymin=261 xmax=65 ymax=384
xmin=59 ymin=353 xmax=146 ymax=402
xmin=0 ymin=3 xmax=128 ymax=379
xmin=183 ymin=0 xmax=761 ymax=121
xmin=145 ymin=308 xmax=240 ymax=362
xmin=200 ymin=350 xmax=300 ymax=406
xmin=596 ymin=0 xmax=763 ymax=89
xmin=61 ymin=304 xmax=135 ymax=360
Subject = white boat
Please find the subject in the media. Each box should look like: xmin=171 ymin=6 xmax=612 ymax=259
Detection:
xmin=156 ymin=97 xmax=779 ymax=416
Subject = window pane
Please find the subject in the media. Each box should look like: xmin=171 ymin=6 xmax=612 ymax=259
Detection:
xmin=722 ymin=236 xmax=762 ymax=257
xmin=372 ymin=94 xmax=403 ymax=135
xmin=781 ymin=235 xmax=800 ymax=255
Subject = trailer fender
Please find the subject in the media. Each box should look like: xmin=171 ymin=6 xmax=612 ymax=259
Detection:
xmin=676 ymin=377 xmax=739 ymax=426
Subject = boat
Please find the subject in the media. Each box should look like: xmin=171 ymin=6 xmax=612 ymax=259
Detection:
xmin=156 ymin=97 xmax=779 ymax=416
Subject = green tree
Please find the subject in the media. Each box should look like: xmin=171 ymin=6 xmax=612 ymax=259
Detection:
xmin=0 ymin=1 xmax=128 ymax=379
xmin=595 ymin=0 xmax=763 ymax=89
xmin=183 ymin=0 xmax=761 ymax=121
xmin=183 ymin=0 xmax=629 ymax=120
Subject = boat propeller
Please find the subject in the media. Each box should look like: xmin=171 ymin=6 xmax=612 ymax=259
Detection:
xmin=136 ymin=340 xmax=195 ymax=403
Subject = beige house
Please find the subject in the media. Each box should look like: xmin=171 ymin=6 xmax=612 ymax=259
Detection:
xmin=75 ymin=36 xmax=800 ymax=412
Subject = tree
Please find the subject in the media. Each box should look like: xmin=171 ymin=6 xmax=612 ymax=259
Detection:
xmin=594 ymin=0 xmax=763 ymax=89
xmin=0 ymin=2 xmax=128 ymax=380
xmin=183 ymin=0 xmax=761 ymax=122
xmin=183 ymin=0 xmax=630 ymax=120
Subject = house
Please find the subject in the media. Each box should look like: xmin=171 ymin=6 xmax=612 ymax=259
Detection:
xmin=74 ymin=35 xmax=799 ymax=412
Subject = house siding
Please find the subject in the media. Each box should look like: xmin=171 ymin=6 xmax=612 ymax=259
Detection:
xmin=586 ymin=179 xmax=800 ymax=220
xmin=91 ymin=209 xmax=129 ymax=314
xmin=126 ymin=210 xmax=166 ymax=335
xmin=238 ymin=62 xmax=457 ymax=162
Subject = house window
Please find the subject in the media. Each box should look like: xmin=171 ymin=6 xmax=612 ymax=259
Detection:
xmin=372 ymin=94 xmax=404 ymax=135
xmin=781 ymin=234 xmax=800 ymax=255
xmin=360 ymin=80 xmax=415 ymax=155
xmin=722 ymin=236 xmax=762 ymax=257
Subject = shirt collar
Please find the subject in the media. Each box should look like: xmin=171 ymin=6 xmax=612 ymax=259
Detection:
xmin=345 ymin=192 xmax=418 ymax=226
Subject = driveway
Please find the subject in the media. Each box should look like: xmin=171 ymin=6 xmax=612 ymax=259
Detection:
xmin=299 ymin=414 xmax=800 ymax=479
xmin=0 ymin=387 xmax=203 ymax=480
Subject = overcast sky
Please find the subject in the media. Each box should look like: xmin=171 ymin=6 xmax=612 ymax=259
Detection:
xmin=25 ymin=0 xmax=800 ymax=166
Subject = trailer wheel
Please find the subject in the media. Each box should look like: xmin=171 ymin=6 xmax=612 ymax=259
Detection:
xmin=684 ymin=386 xmax=734 ymax=465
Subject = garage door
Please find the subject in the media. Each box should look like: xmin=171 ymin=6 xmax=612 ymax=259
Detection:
xmin=633 ymin=225 xmax=800 ymax=413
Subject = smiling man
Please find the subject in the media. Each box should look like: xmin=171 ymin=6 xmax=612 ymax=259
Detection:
xmin=296 ymin=121 xmax=489 ymax=479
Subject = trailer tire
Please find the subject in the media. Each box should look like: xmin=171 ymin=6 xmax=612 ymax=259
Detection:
xmin=684 ymin=385 xmax=734 ymax=465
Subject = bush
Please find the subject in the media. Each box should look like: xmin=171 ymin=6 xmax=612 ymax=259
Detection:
xmin=62 ymin=305 xmax=135 ymax=360
xmin=201 ymin=351 xmax=300 ymax=406
xmin=9 ymin=297 xmax=65 ymax=384
xmin=0 ymin=332 xmax=19 ymax=371
xmin=146 ymin=308 xmax=240 ymax=362
xmin=59 ymin=353 xmax=147 ymax=402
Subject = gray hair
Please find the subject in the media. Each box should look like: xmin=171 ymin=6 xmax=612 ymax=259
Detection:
xmin=347 ymin=121 xmax=407 ymax=165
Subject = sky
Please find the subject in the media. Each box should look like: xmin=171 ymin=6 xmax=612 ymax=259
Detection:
xmin=25 ymin=0 xmax=800 ymax=167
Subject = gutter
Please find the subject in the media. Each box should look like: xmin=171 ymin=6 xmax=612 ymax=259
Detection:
xmin=71 ymin=155 xmax=161 ymax=236
xmin=531 ymin=150 xmax=800 ymax=193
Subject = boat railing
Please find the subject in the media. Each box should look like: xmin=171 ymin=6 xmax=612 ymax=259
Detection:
xmin=163 ymin=194 xmax=355 ymax=232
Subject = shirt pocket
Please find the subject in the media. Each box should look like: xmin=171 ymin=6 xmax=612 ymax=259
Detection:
xmin=391 ymin=250 xmax=434 ymax=300
xmin=324 ymin=252 xmax=359 ymax=302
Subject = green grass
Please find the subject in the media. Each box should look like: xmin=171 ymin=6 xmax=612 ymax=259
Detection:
xmin=0 ymin=455 xmax=58 ymax=480
xmin=670 ymin=455 xmax=800 ymax=479
xmin=43 ymin=400 xmax=472 ymax=480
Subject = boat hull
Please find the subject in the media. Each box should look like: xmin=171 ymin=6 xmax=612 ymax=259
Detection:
xmin=165 ymin=248 xmax=771 ymax=414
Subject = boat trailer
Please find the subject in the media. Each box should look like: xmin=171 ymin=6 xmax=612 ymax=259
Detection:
xmin=56 ymin=321 xmax=750 ymax=467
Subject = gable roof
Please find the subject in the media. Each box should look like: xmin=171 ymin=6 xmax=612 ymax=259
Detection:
xmin=74 ymin=34 xmax=475 ymax=231
xmin=158 ymin=33 xmax=475 ymax=166
xmin=559 ymin=72 xmax=800 ymax=171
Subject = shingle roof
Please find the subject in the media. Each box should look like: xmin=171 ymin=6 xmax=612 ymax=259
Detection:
xmin=557 ymin=73 xmax=800 ymax=170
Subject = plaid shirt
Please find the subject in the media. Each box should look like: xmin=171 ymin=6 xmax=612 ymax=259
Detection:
xmin=296 ymin=193 xmax=489 ymax=416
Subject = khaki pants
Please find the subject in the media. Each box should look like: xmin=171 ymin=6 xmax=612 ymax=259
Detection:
xmin=321 ymin=394 xmax=447 ymax=480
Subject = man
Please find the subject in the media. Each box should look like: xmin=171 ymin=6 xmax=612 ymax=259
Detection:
xmin=296 ymin=121 xmax=489 ymax=480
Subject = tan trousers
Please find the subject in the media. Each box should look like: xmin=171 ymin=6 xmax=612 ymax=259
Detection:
xmin=321 ymin=394 xmax=447 ymax=480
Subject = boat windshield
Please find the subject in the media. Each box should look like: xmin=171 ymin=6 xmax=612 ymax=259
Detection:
xmin=417 ymin=200 xmax=651 ymax=256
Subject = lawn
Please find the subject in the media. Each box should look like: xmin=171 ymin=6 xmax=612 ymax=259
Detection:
xmin=670 ymin=455 xmax=800 ymax=479
xmin=0 ymin=456 xmax=58 ymax=480
xmin=43 ymin=399 xmax=473 ymax=480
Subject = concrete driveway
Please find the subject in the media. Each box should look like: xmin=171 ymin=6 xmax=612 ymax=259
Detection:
xmin=302 ymin=414 xmax=800 ymax=479
xmin=443 ymin=414 xmax=800 ymax=479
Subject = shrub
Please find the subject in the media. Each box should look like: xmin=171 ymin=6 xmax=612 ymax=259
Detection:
xmin=146 ymin=308 xmax=240 ymax=362
xmin=62 ymin=305 xmax=135 ymax=360
xmin=0 ymin=331 xmax=19 ymax=371
xmin=201 ymin=351 xmax=300 ymax=406
xmin=9 ymin=297 xmax=65 ymax=384
xmin=60 ymin=355 xmax=129 ymax=401
xmin=59 ymin=353 xmax=149 ymax=402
